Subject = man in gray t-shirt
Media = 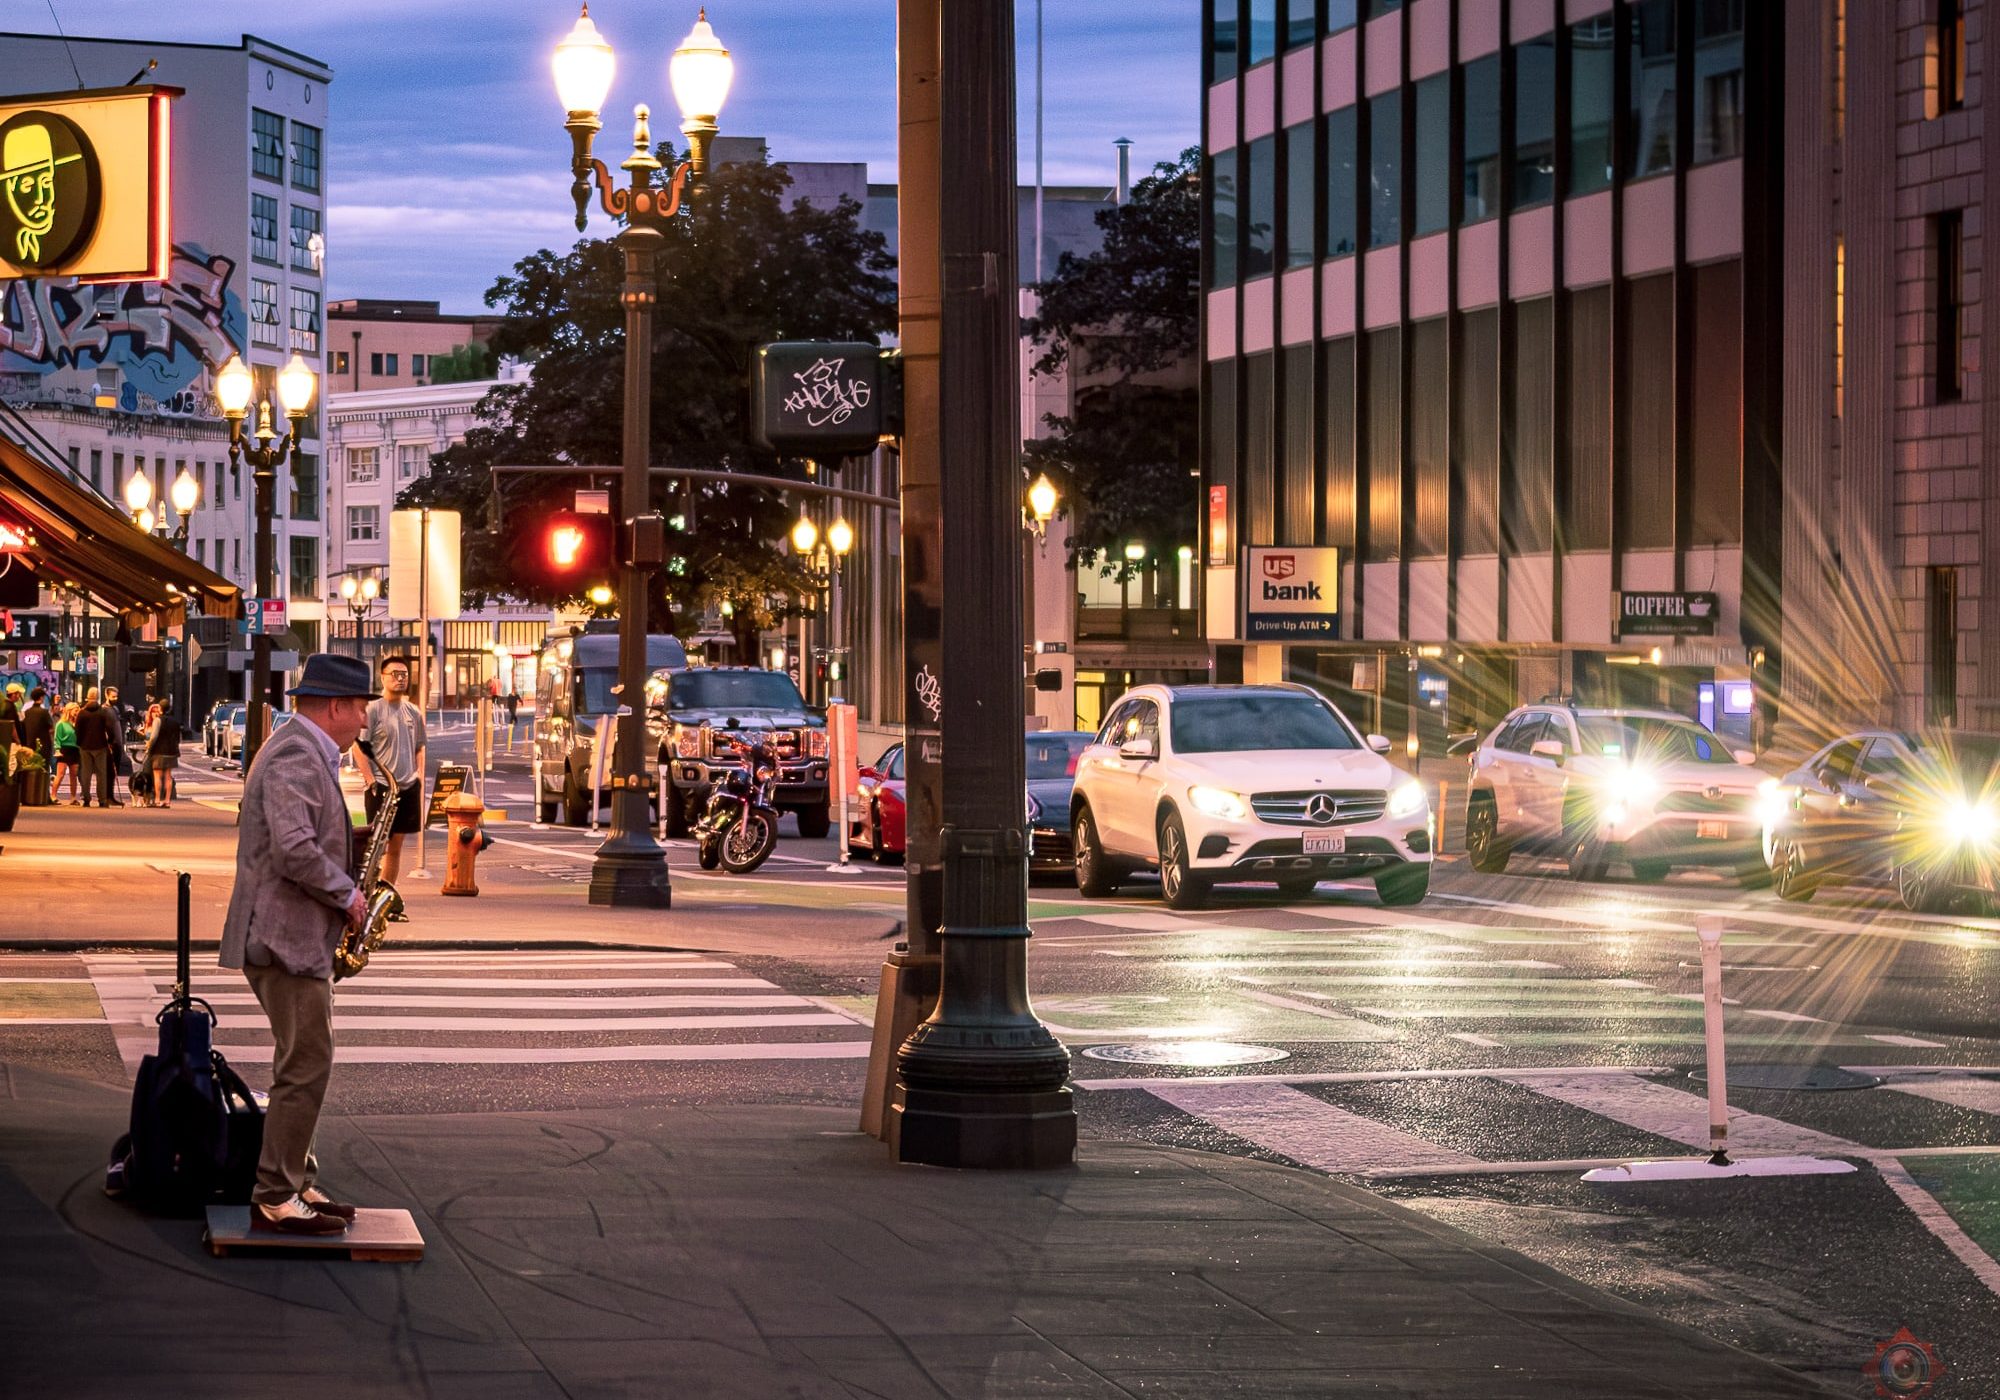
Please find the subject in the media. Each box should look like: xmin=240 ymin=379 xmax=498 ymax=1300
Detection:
xmin=351 ymin=654 xmax=427 ymax=889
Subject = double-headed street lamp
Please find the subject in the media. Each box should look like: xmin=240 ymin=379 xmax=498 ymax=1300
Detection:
xmin=215 ymin=349 xmax=317 ymax=771
xmin=124 ymin=466 xmax=200 ymax=544
xmin=790 ymin=513 xmax=854 ymax=701
xmin=552 ymin=4 xmax=733 ymax=908
xmin=339 ymin=573 xmax=381 ymax=630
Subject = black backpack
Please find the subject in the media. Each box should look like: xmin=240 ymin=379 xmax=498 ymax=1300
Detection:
xmin=107 ymin=873 xmax=264 ymax=1215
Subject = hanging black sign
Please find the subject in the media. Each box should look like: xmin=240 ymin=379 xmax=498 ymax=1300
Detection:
xmin=1614 ymin=591 xmax=1719 ymax=637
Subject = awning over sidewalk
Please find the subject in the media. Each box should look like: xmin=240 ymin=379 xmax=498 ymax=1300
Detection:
xmin=0 ymin=432 xmax=242 ymax=623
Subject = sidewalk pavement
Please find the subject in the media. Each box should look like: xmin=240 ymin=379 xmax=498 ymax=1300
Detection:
xmin=0 ymin=1060 xmax=1838 ymax=1400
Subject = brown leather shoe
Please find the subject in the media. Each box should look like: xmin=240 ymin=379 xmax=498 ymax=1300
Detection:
xmin=301 ymin=1187 xmax=357 ymax=1221
xmin=253 ymin=1196 xmax=349 ymax=1235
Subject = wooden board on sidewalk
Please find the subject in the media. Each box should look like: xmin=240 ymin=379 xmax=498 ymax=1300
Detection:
xmin=204 ymin=1205 xmax=424 ymax=1262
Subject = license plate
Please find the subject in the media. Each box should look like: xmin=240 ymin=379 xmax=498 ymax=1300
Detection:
xmin=1303 ymin=831 xmax=1346 ymax=855
xmin=1696 ymin=820 xmax=1731 ymax=840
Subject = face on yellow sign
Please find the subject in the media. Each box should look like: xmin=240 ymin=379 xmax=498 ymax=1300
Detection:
xmin=0 ymin=87 xmax=173 ymax=284
xmin=0 ymin=112 xmax=97 ymax=269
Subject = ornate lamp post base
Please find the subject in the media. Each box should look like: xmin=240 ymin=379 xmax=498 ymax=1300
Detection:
xmin=588 ymin=814 xmax=672 ymax=908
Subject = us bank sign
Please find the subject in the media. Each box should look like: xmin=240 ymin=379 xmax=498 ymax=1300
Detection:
xmin=0 ymin=86 xmax=177 ymax=284
xmin=1244 ymin=546 xmax=1341 ymax=641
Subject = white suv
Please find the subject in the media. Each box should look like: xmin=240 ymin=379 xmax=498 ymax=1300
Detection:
xmin=1069 ymin=683 xmax=1433 ymax=910
xmin=1463 ymin=703 xmax=1768 ymax=883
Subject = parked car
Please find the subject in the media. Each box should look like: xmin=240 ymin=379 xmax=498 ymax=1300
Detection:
xmin=533 ymin=625 xmax=689 ymax=826
xmin=656 ymin=666 xmax=830 ymax=838
xmin=216 ymin=706 xmax=289 ymax=765
xmin=204 ymin=702 xmax=243 ymax=757
xmin=1068 ymin=683 xmax=1431 ymax=910
xmin=1025 ymin=731 xmax=1095 ymax=876
xmin=1463 ymin=702 xmax=1766 ymax=883
xmin=848 ymin=742 xmax=906 ymax=862
xmin=1762 ymin=728 xmax=2000 ymax=913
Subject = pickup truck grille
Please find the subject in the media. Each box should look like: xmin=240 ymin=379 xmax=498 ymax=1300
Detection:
xmin=1251 ymin=790 xmax=1388 ymax=826
xmin=705 ymin=728 xmax=802 ymax=759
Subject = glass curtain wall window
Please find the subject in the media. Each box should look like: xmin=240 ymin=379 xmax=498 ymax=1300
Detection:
xmin=1248 ymin=0 xmax=1278 ymax=66
xmin=1210 ymin=0 xmax=1239 ymax=81
xmin=1285 ymin=0 xmax=1316 ymax=48
xmin=1570 ymin=16 xmax=1615 ymax=195
xmin=1285 ymin=123 xmax=1315 ymax=269
xmin=290 ymin=205 xmax=320 ymax=272
xmin=1693 ymin=0 xmax=1745 ymax=163
xmin=252 ymin=109 xmax=284 ymax=181
xmin=1245 ymin=135 xmax=1277 ymax=277
xmin=1210 ymin=149 xmax=1239 ymax=287
xmin=1327 ymin=0 xmax=1357 ymax=33
xmin=251 ymin=194 xmax=279 ymax=262
xmin=1365 ymin=0 xmax=1401 ymax=16
xmin=1368 ymin=92 xmax=1400 ymax=249
xmin=1413 ymin=74 xmax=1449 ymax=237
xmin=1463 ymin=54 xmax=1501 ymax=222
xmin=1512 ymin=34 xmax=1557 ymax=209
xmin=1326 ymin=106 xmax=1358 ymax=256
xmin=1630 ymin=0 xmax=1677 ymax=177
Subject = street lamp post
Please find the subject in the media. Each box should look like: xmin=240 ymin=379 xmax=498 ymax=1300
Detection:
xmin=339 ymin=573 xmax=381 ymax=640
xmin=826 ymin=515 xmax=853 ymax=698
xmin=553 ymin=4 xmax=733 ymax=908
xmin=216 ymin=350 xmax=317 ymax=771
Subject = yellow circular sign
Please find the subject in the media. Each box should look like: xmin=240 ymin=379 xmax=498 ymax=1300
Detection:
xmin=0 ymin=110 xmax=99 ymax=271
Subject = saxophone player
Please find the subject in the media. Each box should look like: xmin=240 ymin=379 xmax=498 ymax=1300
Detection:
xmin=218 ymin=655 xmax=376 ymax=1236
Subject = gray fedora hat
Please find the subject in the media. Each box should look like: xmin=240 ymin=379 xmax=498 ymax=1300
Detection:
xmin=287 ymin=653 xmax=380 ymax=699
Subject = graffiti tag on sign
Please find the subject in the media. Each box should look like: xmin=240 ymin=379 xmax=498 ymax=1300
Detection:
xmin=914 ymin=665 xmax=941 ymax=723
xmin=782 ymin=356 xmax=873 ymax=428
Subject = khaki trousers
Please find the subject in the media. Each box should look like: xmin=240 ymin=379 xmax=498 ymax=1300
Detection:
xmin=245 ymin=960 xmax=334 ymax=1206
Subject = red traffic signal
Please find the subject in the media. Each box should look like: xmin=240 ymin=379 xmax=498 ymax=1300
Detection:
xmin=516 ymin=509 xmax=612 ymax=595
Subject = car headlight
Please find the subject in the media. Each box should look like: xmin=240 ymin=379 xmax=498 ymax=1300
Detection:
xmin=1604 ymin=765 xmax=1657 ymax=806
xmin=807 ymin=728 xmax=829 ymax=758
xmin=1946 ymin=798 xmax=1999 ymax=846
xmin=1188 ymin=785 xmax=1247 ymax=820
xmin=1755 ymin=777 xmax=1787 ymax=830
xmin=673 ymin=725 xmax=703 ymax=759
xmin=1385 ymin=780 xmax=1427 ymax=819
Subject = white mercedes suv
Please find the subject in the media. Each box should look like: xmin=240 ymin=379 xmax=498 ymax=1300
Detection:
xmin=1069 ymin=683 xmax=1433 ymax=910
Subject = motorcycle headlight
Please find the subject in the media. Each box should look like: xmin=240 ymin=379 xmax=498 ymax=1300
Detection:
xmin=1188 ymin=785 xmax=1247 ymax=820
xmin=1385 ymin=780 xmax=1427 ymax=819
xmin=807 ymin=729 xmax=829 ymax=758
xmin=674 ymin=725 xmax=703 ymax=759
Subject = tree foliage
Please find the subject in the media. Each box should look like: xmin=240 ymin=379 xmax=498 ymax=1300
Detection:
xmin=1022 ymin=149 xmax=1200 ymax=578
xmin=426 ymin=341 xmax=497 ymax=385
xmin=401 ymin=151 xmax=897 ymax=656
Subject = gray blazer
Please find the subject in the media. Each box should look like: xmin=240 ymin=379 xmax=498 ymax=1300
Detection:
xmin=219 ymin=718 xmax=358 ymax=979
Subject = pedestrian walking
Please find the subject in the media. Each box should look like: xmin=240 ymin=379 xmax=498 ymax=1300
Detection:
xmin=219 ymin=654 xmax=376 ymax=1236
xmin=74 ymin=688 xmax=114 ymax=808
xmin=141 ymin=701 xmax=183 ymax=808
xmin=103 ymin=686 xmax=131 ymax=806
xmin=351 ymin=654 xmax=426 ymax=896
xmin=20 ymin=687 xmax=53 ymax=772
xmin=53 ymin=702 xmax=80 ymax=803
xmin=504 ymin=689 xmax=520 ymax=725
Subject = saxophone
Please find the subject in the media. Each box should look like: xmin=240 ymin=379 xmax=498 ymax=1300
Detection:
xmin=334 ymin=741 xmax=406 ymax=982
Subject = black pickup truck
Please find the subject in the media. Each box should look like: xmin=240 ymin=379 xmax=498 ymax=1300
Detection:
xmin=653 ymin=666 xmax=830 ymax=837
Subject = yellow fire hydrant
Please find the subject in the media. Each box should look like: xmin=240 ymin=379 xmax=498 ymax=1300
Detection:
xmin=442 ymin=790 xmax=485 ymax=897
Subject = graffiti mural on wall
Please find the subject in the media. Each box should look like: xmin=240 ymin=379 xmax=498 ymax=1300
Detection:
xmin=0 ymin=242 xmax=246 ymax=413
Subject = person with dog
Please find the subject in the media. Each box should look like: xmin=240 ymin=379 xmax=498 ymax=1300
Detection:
xmin=217 ymin=654 xmax=374 ymax=1236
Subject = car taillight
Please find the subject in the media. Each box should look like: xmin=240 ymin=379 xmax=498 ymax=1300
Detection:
xmin=674 ymin=726 xmax=703 ymax=759
xmin=1066 ymin=752 xmax=1080 ymax=776
xmin=807 ymin=729 xmax=829 ymax=758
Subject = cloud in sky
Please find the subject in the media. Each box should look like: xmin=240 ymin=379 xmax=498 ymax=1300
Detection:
xmin=11 ymin=1 xmax=1198 ymax=311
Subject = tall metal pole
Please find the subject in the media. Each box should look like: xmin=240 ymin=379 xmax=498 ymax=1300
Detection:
xmin=1034 ymin=0 xmax=1044 ymax=285
xmin=891 ymin=0 xmax=1074 ymax=1169
xmin=588 ymin=222 xmax=672 ymax=908
xmin=245 ymin=455 xmax=275 ymax=768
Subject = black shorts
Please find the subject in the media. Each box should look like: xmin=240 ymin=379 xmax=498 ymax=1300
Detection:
xmin=365 ymin=780 xmax=423 ymax=835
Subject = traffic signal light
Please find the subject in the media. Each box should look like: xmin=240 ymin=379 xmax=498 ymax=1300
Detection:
xmin=515 ymin=509 xmax=612 ymax=596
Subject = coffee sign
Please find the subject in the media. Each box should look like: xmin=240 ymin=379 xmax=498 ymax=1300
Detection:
xmin=1615 ymin=591 xmax=1719 ymax=637
xmin=1244 ymin=547 xmax=1341 ymax=640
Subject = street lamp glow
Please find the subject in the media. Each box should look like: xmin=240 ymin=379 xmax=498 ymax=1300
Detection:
xmin=135 ymin=505 xmax=156 ymax=535
xmin=1123 ymin=541 xmax=1147 ymax=562
xmin=340 ymin=576 xmax=358 ymax=601
xmin=277 ymin=353 xmax=317 ymax=416
xmin=669 ymin=10 xmax=733 ymax=125
xmin=170 ymin=468 xmax=199 ymax=516
xmin=215 ymin=354 xmax=254 ymax=418
xmin=553 ymin=4 xmax=617 ymax=117
xmin=791 ymin=514 xmax=819 ymax=554
xmin=827 ymin=517 xmax=854 ymax=558
xmin=1026 ymin=473 xmax=1058 ymax=526
xmin=588 ymin=584 xmax=615 ymax=607
xmin=123 ymin=470 xmax=151 ymax=514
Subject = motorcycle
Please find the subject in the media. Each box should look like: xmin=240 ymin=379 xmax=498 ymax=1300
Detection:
xmin=694 ymin=738 xmax=781 ymax=873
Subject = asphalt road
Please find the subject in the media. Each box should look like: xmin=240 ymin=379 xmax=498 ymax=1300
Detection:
xmin=8 ymin=724 xmax=1999 ymax=1396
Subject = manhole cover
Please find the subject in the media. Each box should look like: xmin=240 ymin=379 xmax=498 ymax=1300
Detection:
xmin=1082 ymin=1041 xmax=1289 ymax=1067
xmin=1689 ymin=1063 xmax=1880 ymax=1091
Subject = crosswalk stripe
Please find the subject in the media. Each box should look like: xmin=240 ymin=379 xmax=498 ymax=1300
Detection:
xmin=151 ymin=992 xmax=815 ymax=1011
xmin=1877 ymin=1076 xmax=2000 ymax=1115
xmin=199 ymin=1012 xmax=856 ymax=1034
xmin=326 ymin=1042 xmax=871 ymax=1064
xmin=156 ymin=976 xmax=771 ymax=990
xmin=1146 ymin=1081 xmax=1479 ymax=1174
xmin=1501 ymin=1072 xmax=1854 ymax=1154
xmin=1230 ymin=988 xmax=1396 ymax=1038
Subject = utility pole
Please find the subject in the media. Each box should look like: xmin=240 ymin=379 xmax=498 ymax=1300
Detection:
xmin=878 ymin=0 xmax=1074 ymax=1169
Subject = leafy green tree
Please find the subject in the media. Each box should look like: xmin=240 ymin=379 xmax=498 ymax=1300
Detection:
xmin=1023 ymin=148 xmax=1201 ymax=579
xmin=426 ymin=341 xmax=497 ymax=385
xmin=402 ymin=150 xmax=897 ymax=657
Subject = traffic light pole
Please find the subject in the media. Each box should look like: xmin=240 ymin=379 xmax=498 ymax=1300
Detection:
xmin=588 ymin=221 xmax=672 ymax=908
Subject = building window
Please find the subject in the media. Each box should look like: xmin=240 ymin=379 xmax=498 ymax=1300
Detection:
xmin=1694 ymin=0 xmax=1745 ymax=163
xmin=1564 ymin=287 xmax=1613 ymax=551
xmin=211 ymin=460 xmax=225 ymax=507
xmin=1248 ymin=0 xmax=1278 ymax=66
xmin=1834 ymin=0 xmax=1847 ymax=137
xmin=251 ymin=193 xmax=279 ymax=262
xmin=1413 ymin=74 xmax=1449 ymax=237
xmin=88 ymin=448 xmax=101 ymax=492
xmin=1629 ymin=0 xmax=1676 ymax=178
xmin=1928 ymin=566 xmax=1959 ymax=727
xmin=1512 ymin=34 xmax=1556 ymax=210
xmin=1209 ymin=0 xmax=1239 ymax=82
xmin=1463 ymin=54 xmax=1501 ymax=223
xmin=332 ymin=351 xmax=350 ymax=376
xmin=1284 ymin=0 xmax=1316 ymax=48
xmin=289 ymin=536 xmax=320 ymax=600
xmin=1327 ymin=0 xmax=1357 ymax=32
xmin=1457 ymin=309 xmax=1500 ymax=555
xmin=1409 ymin=318 xmax=1447 ymax=558
xmin=398 ymin=443 xmax=429 ymax=480
xmin=412 ymin=353 xmax=428 ymax=378
xmin=194 ymin=539 xmax=205 ymax=567
xmin=1569 ymin=16 xmax=1615 ymax=195
xmin=291 ymin=452 xmax=319 ymax=522
xmin=1284 ymin=122 xmax=1315 ymax=269
xmin=1365 ymin=0 xmax=1401 ymax=16
xmin=1834 ymin=236 xmax=1846 ymax=418
xmin=289 ymin=287 xmax=321 ymax=354
xmin=1243 ymin=352 xmax=1275 ymax=544
xmin=1320 ymin=338 xmax=1356 ymax=549
xmin=1689 ymin=260 xmax=1743 ymax=545
xmin=1210 ymin=146 xmax=1238 ymax=287
xmin=233 ymin=539 xmax=242 ymax=575
xmin=347 ymin=446 xmax=381 ymax=484
xmin=1244 ymin=134 xmax=1276 ymax=277
xmin=1325 ymin=106 xmax=1358 ymax=256
xmin=1937 ymin=0 xmax=1966 ymax=115
xmin=250 ymin=279 xmax=281 ymax=348
xmin=232 ymin=460 xmax=241 ymax=502
xmin=1505 ymin=299 xmax=1554 ymax=555
xmin=291 ymin=121 xmax=322 ymax=192
xmin=252 ymin=108 xmax=285 ymax=181
xmin=1936 ymin=210 xmax=1965 ymax=402
xmin=1280 ymin=344 xmax=1313 ymax=542
xmin=1364 ymin=327 xmax=1401 ymax=560
xmin=1367 ymin=91 xmax=1400 ymax=248
xmin=347 ymin=506 xmax=381 ymax=543
xmin=290 ymin=204 xmax=320 ymax=273
xmin=369 ymin=352 xmax=385 ymax=376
